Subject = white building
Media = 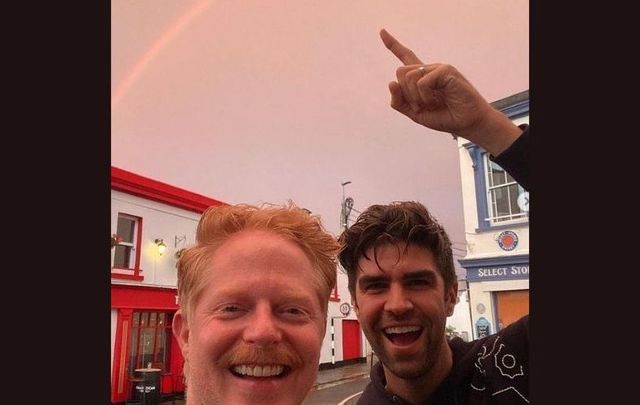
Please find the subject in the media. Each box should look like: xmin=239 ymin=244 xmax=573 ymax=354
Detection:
xmin=110 ymin=167 xmax=366 ymax=403
xmin=110 ymin=166 xmax=226 ymax=403
xmin=456 ymin=91 xmax=530 ymax=339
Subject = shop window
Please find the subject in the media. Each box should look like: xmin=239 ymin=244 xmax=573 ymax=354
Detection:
xmin=129 ymin=311 xmax=172 ymax=373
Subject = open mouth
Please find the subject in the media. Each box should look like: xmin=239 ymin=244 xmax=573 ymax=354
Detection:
xmin=383 ymin=325 xmax=423 ymax=346
xmin=230 ymin=364 xmax=291 ymax=379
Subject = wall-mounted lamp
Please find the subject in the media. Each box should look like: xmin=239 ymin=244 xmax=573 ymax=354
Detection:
xmin=175 ymin=235 xmax=187 ymax=248
xmin=155 ymin=238 xmax=167 ymax=256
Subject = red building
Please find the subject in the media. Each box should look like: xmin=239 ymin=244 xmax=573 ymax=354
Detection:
xmin=110 ymin=167 xmax=225 ymax=403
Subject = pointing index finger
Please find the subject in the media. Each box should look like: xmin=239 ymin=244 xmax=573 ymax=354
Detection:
xmin=380 ymin=28 xmax=423 ymax=65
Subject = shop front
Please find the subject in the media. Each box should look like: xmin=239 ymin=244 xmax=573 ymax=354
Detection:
xmin=459 ymin=254 xmax=529 ymax=339
xmin=111 ymin=284 xmax=185 ymax=404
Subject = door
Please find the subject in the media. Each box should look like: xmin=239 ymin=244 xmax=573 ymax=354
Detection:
xmin=342 ymin=319 xmax=361 ymax=360
xmin=495 ymin=289 xmax=529 ymax=330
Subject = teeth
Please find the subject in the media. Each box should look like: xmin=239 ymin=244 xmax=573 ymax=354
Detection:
xmin=384 ymin=326 xmax=421 ymax=334
xmin=232 ymin=365 xmax=284 ymax=377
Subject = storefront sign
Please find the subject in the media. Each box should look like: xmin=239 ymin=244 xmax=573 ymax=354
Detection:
xmin=459 ymin=254 xmax=529 ymax=282
xmin=467 ymin=264 xmax=529 ymax=281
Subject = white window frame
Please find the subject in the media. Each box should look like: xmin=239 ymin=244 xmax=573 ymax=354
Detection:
xmin=482 ymin=154 xmax=528 ymax=225
xmin=112 ymin=213 xmax=141 ymax=271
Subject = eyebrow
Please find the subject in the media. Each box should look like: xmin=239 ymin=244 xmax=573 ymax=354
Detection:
xmin=210 ymin=288 xmax=316 ymax=306
xmin=358 ymin=275 xmax=387 ymax=288
xmin=358 ymin=270 xmax=437 ymax=287
xmin=403 ymin=270 xmax=437 ymax=281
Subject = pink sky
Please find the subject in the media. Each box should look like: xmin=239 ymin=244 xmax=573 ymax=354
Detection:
xmin=111 ymin=0 xmax=529 ymax=273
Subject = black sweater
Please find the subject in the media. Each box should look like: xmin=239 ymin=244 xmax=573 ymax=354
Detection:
xmin=357 ymin=127 xmax=531 ymax=404
xmin=493 ymin=124 xmax=530 ymax=192
xmin=358 ymin=316 xmax=529 ymax=404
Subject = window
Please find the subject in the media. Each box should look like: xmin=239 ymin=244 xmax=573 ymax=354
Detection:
xmin=464 ymin=91 xmax=529 ymax=231
xmin=112 ymin=213 xmax=144 ymax=280
xmin=113 ymin=213 xmax=140 ymax=269
xmin=483 ymin=155 xmax=527 ymax=224
xmin=329 ymin=285 xmax=340 ymax=302
xmin=128 ymin=311 xmax=172 ymax=373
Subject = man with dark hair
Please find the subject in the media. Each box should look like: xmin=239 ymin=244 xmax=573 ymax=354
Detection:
xmin=336 ymin=30 xmax=529 ymax=404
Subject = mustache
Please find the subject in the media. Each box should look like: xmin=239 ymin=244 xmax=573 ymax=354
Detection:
xmin=218 ymin=344 xmax=304 ymax=368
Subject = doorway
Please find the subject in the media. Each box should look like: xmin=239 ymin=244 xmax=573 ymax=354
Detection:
xmin=342 ymin=319 xmax=361 ymax=360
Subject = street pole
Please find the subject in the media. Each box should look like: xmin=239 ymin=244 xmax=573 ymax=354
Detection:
xmin=330 ymin=315 xmax=348 ymax=365
xmin=341 ymin=181 xmax=352 ymax=231
xmin=466 ymin=279 xmax=474 ymax=341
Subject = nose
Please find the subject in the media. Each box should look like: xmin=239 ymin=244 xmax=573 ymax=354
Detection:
xmin=384 ymin=283 xmax=413 ymax=316
xmin=242 ymin=303 xmax=283 ymax=346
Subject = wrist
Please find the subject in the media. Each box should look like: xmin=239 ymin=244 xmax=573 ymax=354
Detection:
xmin=459 ymin=109 xmax=523 ymax=155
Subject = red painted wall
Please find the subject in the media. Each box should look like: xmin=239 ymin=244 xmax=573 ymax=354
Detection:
xmin=111 ymin=284 xmax=178 ymax=310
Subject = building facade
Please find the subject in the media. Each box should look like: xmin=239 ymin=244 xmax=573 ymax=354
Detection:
xmin=446 ymin=280 xmax=473 ymax=342
xmin=110 ymin=167 xmax=367 ymax=403
xmin=110 ymin=167 xmax=226 ymax=403
xmin=456 ymin=91 xmax=530 ymax=339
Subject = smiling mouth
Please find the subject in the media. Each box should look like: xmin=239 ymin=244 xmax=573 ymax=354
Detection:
xmin=383 ymin=325 xmax=423 ymax=345
xmin=230 ymin=364 xmax=290 ymax=379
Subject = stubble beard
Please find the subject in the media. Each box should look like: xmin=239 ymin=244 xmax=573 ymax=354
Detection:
xmin=372 ymin=327 xmax=443 ymax=381
xmin=183 ymin=360 xmax=221 ymax=405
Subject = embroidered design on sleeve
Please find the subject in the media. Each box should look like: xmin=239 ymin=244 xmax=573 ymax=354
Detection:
xmin=470 ymin=383 xmax=486 ymax=391
xmin=494 ymin=343 xmax=524 ymax=379
xmin=470 ymin=335 xmax=528 ymax=403
xmin=492 ymin=386 xmax=529 ymax=403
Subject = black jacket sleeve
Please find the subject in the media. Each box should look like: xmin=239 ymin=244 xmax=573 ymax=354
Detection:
xmin=491 ymin=124 xmax=530 ymax=192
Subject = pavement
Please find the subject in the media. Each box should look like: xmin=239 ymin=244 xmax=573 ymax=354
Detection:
xmin=160 ymin=358 xmax=373 ymax=404
xmin=312 ymin=360 xmax=372 ymax=391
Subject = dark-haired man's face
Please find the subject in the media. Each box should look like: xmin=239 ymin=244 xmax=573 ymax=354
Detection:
xmin=352 ymin=243 xmax=457 ymax=383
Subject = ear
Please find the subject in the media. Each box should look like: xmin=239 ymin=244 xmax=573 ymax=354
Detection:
xmin=172 ymin=309 xmax=190 ymax=356
xmin=445 ymin=281 xmax=458 ymax=317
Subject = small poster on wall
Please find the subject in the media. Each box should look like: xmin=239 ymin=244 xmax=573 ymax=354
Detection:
xmin=475 ymin=317 xmax=491 ymax=338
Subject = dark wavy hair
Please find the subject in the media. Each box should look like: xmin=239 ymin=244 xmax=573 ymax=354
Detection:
xmin=338 ymin=201 xmax=455 ymax=300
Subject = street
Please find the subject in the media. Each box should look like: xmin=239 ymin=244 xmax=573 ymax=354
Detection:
xmin=161 ymin=376 xmax=369 ymax=405
xmin=302 ymin=376 xmax=369 ymax=405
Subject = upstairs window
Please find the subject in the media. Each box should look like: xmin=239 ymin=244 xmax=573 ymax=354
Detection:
xmin=113 ymin=213 xmax=140 ymax=269
xmin=484 ymin=156 xmax=528 ymax=225
xmin=112 ymin=213 xmax=143 ymax=280
xmin=464 ymin=91 xmax=529 ymax=231
xmin=329 ymin=285 xmax=340 ymax=302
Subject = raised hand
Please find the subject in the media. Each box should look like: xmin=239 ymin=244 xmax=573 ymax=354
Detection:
xmin=380 ymin=29 xmax=521 ymax=154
